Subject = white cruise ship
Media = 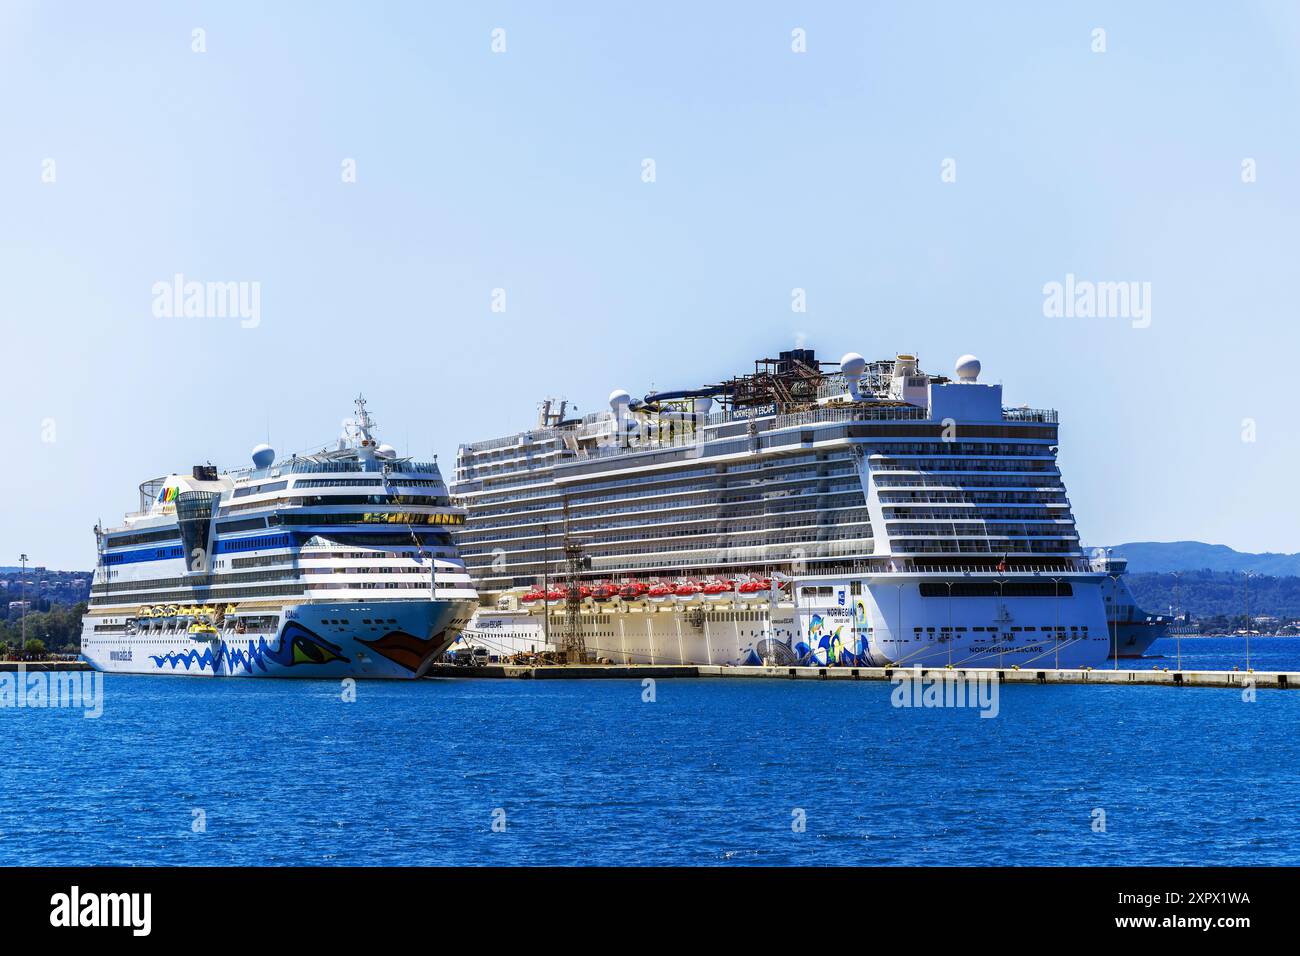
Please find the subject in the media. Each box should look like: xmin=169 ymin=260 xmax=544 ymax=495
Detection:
xmin=450 ymin=348 xmax=1116 ymax=669
xmin=80 ymin=399 xmax=477 ymax=678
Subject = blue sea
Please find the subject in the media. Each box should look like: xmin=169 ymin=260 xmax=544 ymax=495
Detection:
xmin=3 ymin=636 xmax=1298 ymax=866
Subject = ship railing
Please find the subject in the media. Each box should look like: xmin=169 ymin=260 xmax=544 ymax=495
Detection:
xmin=459 ymin=403 xmax=1059 ymax=457
xmin=232 ymin=459 xmax=441 ymax=479
xmin=880 ymin=561 xmax=1090 ymax=575
xmin=461 ymin=429 xmax=560 ymax=454
xmin=1002 ymin=407 xmax=1059 ymax=423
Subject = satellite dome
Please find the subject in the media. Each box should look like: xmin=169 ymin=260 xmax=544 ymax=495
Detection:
xmin=376 ymin=444 xmax=398 ymax=459
xmin=608 ymin=389 xmax=632 ymax=409
xmin=955 ymin=354 xmax=981 ymax=382
xmin=840 ymin=352 xmax=866 ymax=376
xmin=251 ymin=444 xmax=275 ymax=469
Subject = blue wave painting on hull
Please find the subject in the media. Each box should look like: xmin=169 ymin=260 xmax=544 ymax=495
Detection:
xmin=149 ymin=623 xmax=349 ymax=673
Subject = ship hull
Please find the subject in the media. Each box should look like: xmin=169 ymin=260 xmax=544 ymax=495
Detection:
xmin=455 ymin=577 xmax=1114 ymax=670
xmin=81 ymin=599 xmax=475 ymax=679
xmin=1110 ymin=620 xmax=1168 ymax=659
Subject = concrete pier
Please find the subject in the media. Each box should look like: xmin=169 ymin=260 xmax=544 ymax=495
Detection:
xmin=427 ymin=663 xmax=1297 ymax=689
xmin=0 ymin=661 xmax=92 ymax=672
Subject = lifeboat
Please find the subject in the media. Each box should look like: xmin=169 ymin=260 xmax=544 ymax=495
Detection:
xmin=545 ymin=586 xmax=568 ymax=604
xmin=591 ymin=584 xmax=618 ymax=602
xmin=576 ymin=584 xmax=593 ymax=602
xmin=738 ymin=577 xmax=772 ymax=595
xmin=618 ymin=581 xmax=649 ymax=603
xmin=702 ymin=580 xmax=732 ymax=600
xmin=188 ymin=622 xmax=219 ymax=640
xmin=647 ymin=583 xmax=675 ymax=603
xmin=673 ymin=582 xmax=701 ymax=603
xmin=521 ymin=587 xmax=546 ymax=605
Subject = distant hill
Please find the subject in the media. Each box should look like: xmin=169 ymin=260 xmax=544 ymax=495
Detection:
xmin=1125 ymin=570 xmax=1300 ymax=625
xmin=1106 ymin=542 xmax=1300 ymax=577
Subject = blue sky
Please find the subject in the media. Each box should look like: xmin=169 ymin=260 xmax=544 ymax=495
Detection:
xmin=3 ymin=1 xmax=1299 ymax=568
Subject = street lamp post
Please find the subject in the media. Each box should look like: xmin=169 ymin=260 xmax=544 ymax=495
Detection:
xmin=19 ymin=553 xmax=28 ymax=659
xmin=1110 ymin=573 xmax=1121 ymax=671
xmin=997 ymin=578 xmax=1006 ymax=670
xmin=1244 ymin=570 xmax=1255 ymax=671
xmin=945 ymin=580 xmax=954 ymax=668
xmin=1172 ymin=571 xmax=1182 ymax=671
xmin=1050 ymin=576 xmax=1062 ymax=670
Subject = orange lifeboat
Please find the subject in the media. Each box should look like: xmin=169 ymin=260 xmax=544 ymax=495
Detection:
xmin=702 ymin=580 xmax=732 ymax=600
xmin=673 ymin=582 xmax=701 ymax=603
xmin=647 ymin=583 xmax=675 ymax=602
xmin=619 ymin=581 xmax=649 ymax=602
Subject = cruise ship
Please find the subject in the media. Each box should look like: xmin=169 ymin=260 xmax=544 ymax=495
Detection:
xmin=449 ymin=348 xmax=1116 ymax=669
xmin=80 ymin=399 xmax=477 ymax=678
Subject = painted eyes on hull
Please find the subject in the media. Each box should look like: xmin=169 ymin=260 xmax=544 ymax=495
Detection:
xmin=290 ymin=636 xmax=345 ymax=665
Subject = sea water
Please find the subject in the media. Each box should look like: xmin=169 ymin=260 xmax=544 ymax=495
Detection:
xmin=3 ymin=654 xmax=1298 ymax=866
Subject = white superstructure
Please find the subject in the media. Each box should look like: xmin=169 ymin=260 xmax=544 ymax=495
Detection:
xmin=449 ymin=349 xmax=1112 ymax=668
xmin=80 ymin=399 xmax=477 ymax=678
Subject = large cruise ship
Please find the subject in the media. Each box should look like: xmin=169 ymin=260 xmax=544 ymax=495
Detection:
xmin=450 ymin=348 xmax=1118 ymax=669
xmin=80 ymin=399 xmax=477 ymax=678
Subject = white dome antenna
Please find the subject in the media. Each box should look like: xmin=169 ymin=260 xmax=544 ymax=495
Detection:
xmin=840 ymin=352 xmax=866 ymax=401
xmin=955 ymin=354 xmax=981 ymax=383
xmin=251 ymin=444 xmax=275 ymax=469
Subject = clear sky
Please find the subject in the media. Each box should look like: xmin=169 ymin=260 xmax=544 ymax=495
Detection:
xmin=3 ymin=1 xmax=1298 ymax=569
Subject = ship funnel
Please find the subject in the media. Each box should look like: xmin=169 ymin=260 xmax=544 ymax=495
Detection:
xmin=955 ymin=354 xmax=981 ymax=382
xmin=840 ymin=352 xmax=866 ymax=401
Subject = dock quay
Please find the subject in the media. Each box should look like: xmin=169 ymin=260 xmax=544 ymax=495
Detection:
xmin=426 ymin=663 xmax=1298 ymax=689
xmin=0 ymin=661 xmax=91 ymax=672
